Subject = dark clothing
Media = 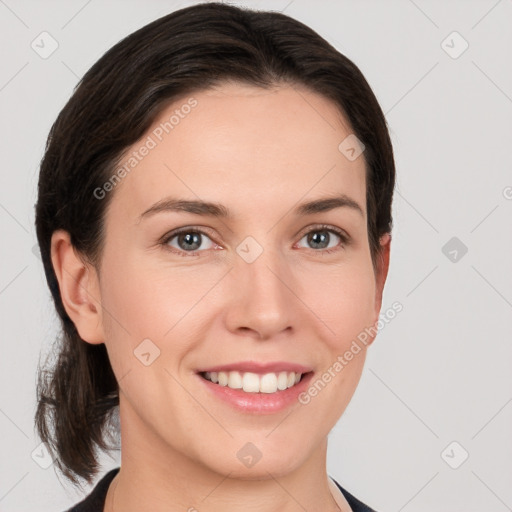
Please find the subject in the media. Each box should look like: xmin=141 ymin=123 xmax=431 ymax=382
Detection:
xmin=66 ymin=467 xmax=376 ymax=511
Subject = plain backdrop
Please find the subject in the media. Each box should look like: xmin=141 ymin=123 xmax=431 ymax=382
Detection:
xmin=0 ymin=1 xmax=511 ymax=511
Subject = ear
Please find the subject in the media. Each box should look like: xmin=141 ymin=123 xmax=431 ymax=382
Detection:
xmin=50 ymin=229 xmax=105 ymax=344
xmin=373 ymin=232 xmax=391 ymax=320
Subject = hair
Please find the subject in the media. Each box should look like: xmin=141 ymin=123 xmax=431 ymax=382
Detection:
xmin=34 ymin=1 xmax=395 ymax=487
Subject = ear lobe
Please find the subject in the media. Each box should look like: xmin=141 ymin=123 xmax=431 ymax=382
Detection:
xmin=50 ymin=229 xmax=105 ymax=344
xmin=373 ymin=232 xmax=391 ymax=319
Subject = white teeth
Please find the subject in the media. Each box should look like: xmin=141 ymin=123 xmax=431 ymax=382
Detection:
xmin=242 ymin=372 xmax=260 ymax=392
xmin=260 ymin=373 xmax=277 ymax=393
xmin=228 ymin=371 xmax=242 ymax=389
xmin=202 ymin=370 xmax=304 ymax=393
xmin=218 ymin=371 xmax=228 ymax=386
xmin=277 ymin=371 xmax=288 ymax=390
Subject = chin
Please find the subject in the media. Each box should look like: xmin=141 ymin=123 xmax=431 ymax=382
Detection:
xmin=201 ymin=443 xmax=309 ymax=480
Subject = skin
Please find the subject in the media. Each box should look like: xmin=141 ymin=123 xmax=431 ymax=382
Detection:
xmin=51 ymin=82 xmax=390 ymax=512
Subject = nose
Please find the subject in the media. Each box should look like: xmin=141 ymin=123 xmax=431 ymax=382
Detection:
xmin=224 ymin=244 xmax=297 ymax=340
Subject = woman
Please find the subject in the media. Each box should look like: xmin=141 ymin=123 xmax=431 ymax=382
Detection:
xmin=35 ymin=2 xmax=395 ymax=511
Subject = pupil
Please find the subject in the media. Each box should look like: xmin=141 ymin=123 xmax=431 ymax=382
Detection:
xmin=309 ymin=231 xmax=329 ymax=249
xmin=180 ymin=232 xmax=201 ymax=250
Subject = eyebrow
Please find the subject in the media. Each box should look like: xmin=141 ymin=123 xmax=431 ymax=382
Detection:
xmin=138 ymin=194 xmax=364 ymax=221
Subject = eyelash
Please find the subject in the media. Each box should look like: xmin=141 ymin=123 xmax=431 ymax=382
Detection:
xmin=159 ymin=224 xmax=350 ymax=258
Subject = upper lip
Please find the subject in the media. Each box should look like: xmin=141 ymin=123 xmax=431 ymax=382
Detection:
xmin=196 ymin=361 xmax=313 ymax=374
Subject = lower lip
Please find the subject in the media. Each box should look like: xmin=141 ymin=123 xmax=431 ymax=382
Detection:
xmin=197 ymin=372 xmax=314 ymax=414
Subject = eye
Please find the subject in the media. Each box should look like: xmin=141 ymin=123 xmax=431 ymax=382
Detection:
xmin=295 ymin=225 xmax=349 ymax=254
xmin=161 ymin=227 xmax=218 ymax=257
xmin=160 ymin=224 xmax=350 ymax=258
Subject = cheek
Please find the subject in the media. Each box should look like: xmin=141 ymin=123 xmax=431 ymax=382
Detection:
xmin=96 ymin=252 xmax=171 ymax=380
xmin=99 ymin=250 xmax=187 ymax=335
xmin=299 ymin=260 xmax=377 ymax=346
xmin=98 ymin=253 xmax=226 ymax=365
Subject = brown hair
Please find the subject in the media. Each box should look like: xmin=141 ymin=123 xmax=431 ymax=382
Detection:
xmin=34 ymin=1 xmax=395 ymax=488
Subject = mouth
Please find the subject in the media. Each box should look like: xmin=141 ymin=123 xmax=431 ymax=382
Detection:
xmin=195 ymin=361 xmax=315 ymax=413
xmin=198 ymin=370 xmax=312 ymax=394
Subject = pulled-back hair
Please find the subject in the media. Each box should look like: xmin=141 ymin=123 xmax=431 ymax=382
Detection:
xmin=34 ymin=1 xmax=395 ymax=487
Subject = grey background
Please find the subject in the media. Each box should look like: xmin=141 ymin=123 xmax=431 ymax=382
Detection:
xmin=1 ymin=0 xmax=511 ymax=510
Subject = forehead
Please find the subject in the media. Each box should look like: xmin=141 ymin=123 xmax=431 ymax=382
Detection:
xmin=107 ymin=82 xmax=366 ymax=224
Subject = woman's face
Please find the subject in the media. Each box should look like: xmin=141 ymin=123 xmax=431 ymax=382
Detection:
xmin=92 ymin=82 xmax=389 ymax=478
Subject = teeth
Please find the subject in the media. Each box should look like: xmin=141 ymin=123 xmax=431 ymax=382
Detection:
xmin=228 ymin=371 xmax=243 ymax=389
xmin=243 ymin=372 xmax=260 ymax=392
xmin=202 ymin=370 xmax=304 ymax=393
xmin=218 ymin=371 xmax=228 ymax=386
xmin=277 ymin=371 xmax=288 ymax=390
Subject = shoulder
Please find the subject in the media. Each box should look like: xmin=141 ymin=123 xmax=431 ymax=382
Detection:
xmin=63 ymin=467 xmax=120 ymax=512
xmin=330 ymin=477 xmax=378 ymax=512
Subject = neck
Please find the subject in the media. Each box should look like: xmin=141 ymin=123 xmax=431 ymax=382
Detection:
xmin=104 ymin=400 xmax=351 ymax=512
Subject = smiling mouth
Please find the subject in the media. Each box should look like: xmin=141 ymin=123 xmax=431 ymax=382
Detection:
xmin=199 ymin=370 xmax=312 ymax=394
